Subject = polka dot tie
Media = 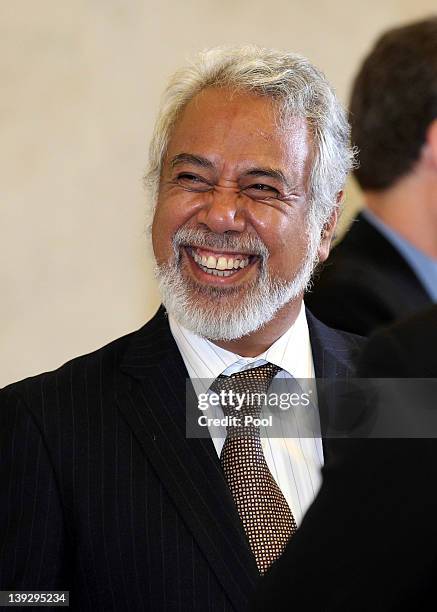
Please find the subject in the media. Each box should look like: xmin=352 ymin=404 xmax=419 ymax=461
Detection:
xmin=210 ymin=363 xmax=297 ymax=574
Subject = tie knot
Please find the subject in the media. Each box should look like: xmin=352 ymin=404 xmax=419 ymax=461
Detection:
xmin=211 ymin=362 xmax=281 ymax=395
xmin=210 ymin=362 xmax=281 ymax=423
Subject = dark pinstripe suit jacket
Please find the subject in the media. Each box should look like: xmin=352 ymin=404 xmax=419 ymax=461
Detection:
xmin=0 ymin=306 xmax=363 ymax=611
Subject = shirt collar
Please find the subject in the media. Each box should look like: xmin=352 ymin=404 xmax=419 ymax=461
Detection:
xmin=169 ymin=301 xmax=313 ymax=381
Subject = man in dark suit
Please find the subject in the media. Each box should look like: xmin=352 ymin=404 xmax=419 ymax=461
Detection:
xmin=252 ymin=305 xmax=437 ymax=611
xmin=306 ymin=18 xmax=437 ymax=336
xmin=0 ymin=46 xmax=362 ymax=611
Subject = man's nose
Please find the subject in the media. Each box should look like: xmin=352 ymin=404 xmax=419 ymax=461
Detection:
xmin=195 ymin=186 xmax=247 ymax=233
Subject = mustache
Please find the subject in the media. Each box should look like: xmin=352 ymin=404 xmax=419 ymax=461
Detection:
xmin=171 ymin=227 xmax=269 ymax=259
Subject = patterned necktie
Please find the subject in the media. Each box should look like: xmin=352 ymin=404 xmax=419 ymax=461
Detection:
xmin=210 ymin=362 xmax=297 ymax=574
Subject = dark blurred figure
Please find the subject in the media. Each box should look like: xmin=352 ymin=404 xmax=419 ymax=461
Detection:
xmin=358 ymin=304 xmax=437 ymax=376
xmin=251 ymin=305 xmax=437 ymax=611
xmin=306 ymin=18 xmax=437 ymax=335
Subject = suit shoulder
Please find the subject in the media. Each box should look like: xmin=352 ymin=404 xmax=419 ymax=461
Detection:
xmin=313 ymin=213 xmax=412 ymax=285
xmin=307 ymin=310 xmax=365 ymax=349
xmin=306 ymin=308 xmax=365 ymax=376
xmin=306 ymin=275 xmax=398 ymax=335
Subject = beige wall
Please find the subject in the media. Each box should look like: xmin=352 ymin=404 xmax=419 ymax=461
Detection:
xmin=1 ymin=0 xmax=436 ymax=386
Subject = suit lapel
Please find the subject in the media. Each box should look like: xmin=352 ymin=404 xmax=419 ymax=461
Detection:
xmin=306 ymin=309 xmax=365 ymax=460
xmin=117 ymin=307 xmax=258 ymax=610
xmin=306 ymin=309 xmax=361 ymax=379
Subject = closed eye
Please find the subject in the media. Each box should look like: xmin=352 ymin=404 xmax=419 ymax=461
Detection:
xmin=244 ymin=183 xmax=281 ymax=198
xmin=175 ymin=172 xmax=212 ymax=192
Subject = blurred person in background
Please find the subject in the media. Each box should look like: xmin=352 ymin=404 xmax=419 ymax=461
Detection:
xmin=306 ymin=17 xmax=437 ymax=335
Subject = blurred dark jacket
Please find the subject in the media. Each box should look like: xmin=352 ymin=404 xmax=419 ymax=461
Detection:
xmin=251 ymin=305 xmax=437 ymax=611
xmin=306 ymin=213 xmax=432 ymax=335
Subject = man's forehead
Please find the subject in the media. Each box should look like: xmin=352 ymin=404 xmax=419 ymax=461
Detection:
xmin=179 ymin=87 xmax=303 ymax=132
xmin=164 ymin=88 xmax=312 ymax=172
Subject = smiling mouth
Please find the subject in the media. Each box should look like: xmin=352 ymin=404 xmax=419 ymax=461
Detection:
xmin=185 ymin=246 xmax=259 ymax=277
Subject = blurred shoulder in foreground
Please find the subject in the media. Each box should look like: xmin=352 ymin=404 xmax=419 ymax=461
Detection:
xmin=251 ymin=304 xmax=437 ymax=612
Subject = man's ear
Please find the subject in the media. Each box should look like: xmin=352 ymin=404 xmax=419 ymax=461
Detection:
xmin=317 ymin=191 xmax=342 ymax=263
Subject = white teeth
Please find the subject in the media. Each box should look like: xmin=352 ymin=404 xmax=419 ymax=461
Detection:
xmin=233 ymin=257 xmax=249 ymax=269
xmin=213 ymin=269 xmax=234 ymax=277
xmin=216 ymin=257 xmax=227 ymax=270
xmin=190 ymin=247 xmax=251 ymax=271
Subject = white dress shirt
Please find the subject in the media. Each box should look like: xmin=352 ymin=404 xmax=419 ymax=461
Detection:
xmin=169 ymin=303 xmax=323 ymax=525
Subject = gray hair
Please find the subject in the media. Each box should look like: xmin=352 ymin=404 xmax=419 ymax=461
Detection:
xmin=145 ymin=45 xmax=355 ymax=236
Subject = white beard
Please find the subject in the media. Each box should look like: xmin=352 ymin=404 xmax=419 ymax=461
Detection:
xmin=153 ymin=227 xmax=319 ymax=341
